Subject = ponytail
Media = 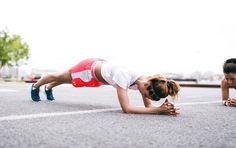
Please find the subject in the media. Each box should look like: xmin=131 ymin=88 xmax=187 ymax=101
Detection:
xmin=147 ymin=75 xmax=180 ymax=100
xmin=167 ymin=80 xmax=180 ymax=98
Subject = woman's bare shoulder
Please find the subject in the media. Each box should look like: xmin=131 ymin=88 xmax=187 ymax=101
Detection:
xmin=221 ymin=79 xmax=229 ymax=88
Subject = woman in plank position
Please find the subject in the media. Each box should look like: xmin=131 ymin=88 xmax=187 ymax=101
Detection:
xmin=31 ymin=58 xmax=180 ymax=115
xmin=221 ymin=58 xmax=236 ymax=107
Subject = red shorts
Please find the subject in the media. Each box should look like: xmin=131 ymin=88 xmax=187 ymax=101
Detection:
xmin=69 ymin=58 xmax=105 ymax=87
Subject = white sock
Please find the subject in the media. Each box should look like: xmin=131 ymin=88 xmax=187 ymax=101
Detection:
xmin=32 ymin=86 xmax=37 ymax=90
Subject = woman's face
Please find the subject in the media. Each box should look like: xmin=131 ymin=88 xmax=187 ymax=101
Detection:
xmin=224 ymin=73 xmax=236 ymax=86
xmin=139 ymin=81 xmax=152 ymax=100
xmin=142 ymin=81 xmax=161 ymax=101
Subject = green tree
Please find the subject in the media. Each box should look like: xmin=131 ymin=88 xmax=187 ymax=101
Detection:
xmin=0 ymin=30 xmax=29 ymax=70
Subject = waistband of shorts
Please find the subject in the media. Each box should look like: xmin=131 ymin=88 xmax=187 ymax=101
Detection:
xmin=91 ymin=60 xmax=105 ymax=80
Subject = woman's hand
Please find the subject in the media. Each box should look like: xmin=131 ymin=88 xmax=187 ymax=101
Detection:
xmin=157 ymin=99 xmax=180 ymax=116
xmin=227 ymin=98 xmax=236 ymax=107
xmin=223 ymin=98 xmax=236 ymax=107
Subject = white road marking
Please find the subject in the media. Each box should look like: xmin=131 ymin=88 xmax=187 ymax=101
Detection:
xmin=0 ymin=100 xmax=221 ymax=122
xmin=176 ymin=100 xmax=221 ymax=106
xmin=0 ymin=108 xmax=121 ymax=121
xmin=0 ymin=89 xmax=17 ymax=92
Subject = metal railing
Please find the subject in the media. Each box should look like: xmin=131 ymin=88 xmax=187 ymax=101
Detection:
xmin=169 ymin=78 xmax=221 ymax=88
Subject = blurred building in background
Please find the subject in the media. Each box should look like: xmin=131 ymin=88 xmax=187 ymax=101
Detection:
xmin=0 ymin=65 xmax=57 ymax=82
xmin=0 ymin=65 xmax=224 ymax=84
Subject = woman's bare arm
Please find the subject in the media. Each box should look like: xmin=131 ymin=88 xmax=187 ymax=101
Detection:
xmin=116 ymin=86 xmax=178 ymax=115
xmin=221 ymin=79 xmax=230 ymax=105
xmin=221 ymin=79 xmax=229 ymax=101
xmin=142 ymin=95 xmax=153 ymax=108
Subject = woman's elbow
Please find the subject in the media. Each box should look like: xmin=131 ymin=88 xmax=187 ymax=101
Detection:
xmin=121 ymin=106 xmax=132 ymax=114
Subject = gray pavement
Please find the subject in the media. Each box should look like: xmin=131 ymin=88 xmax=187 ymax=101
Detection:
xmin=0 ymin=82 xmax=236 ymax=148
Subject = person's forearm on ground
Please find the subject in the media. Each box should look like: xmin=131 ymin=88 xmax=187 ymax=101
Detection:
xmin=120 ymin=105 xmax=162 ymax=114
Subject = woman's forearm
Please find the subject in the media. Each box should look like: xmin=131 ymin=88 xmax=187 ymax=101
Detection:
xmin=122 ymin=105 xmax=161 ymax=114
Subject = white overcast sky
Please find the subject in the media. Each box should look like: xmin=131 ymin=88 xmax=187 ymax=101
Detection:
xmin=0 ymin=0 xmax=235 ymax=75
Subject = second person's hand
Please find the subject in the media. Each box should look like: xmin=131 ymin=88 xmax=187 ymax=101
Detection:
xmin=228 ymin=98 xmax=236 ymax=107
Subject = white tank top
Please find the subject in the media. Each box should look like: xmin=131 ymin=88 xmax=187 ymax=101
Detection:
xmin=101 ymin=62 xmax=142 ymax=90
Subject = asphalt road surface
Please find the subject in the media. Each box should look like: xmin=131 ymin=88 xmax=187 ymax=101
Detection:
xmin=0 ymin=82 xmax=236 ymax=148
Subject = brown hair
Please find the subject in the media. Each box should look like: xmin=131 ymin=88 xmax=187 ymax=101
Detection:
xmin=147 ymin=74 xmax=180 ymax=100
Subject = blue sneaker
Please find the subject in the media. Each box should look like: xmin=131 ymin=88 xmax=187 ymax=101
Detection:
xmin=31 ymin=84 xmax=41 ymax=102
xmin=45 ymin=85 xmax=55 ymax=101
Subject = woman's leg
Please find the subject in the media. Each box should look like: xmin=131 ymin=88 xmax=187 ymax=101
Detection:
xmin=45 ymin=71 xmax=72 ymax=89
xmin=34 ymin=71 xmax=72 ymax=89
xmin=44 ymin=71 xmax=72 ymax=101
xmin=31 ymin=71 xmax=72 ymax=101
